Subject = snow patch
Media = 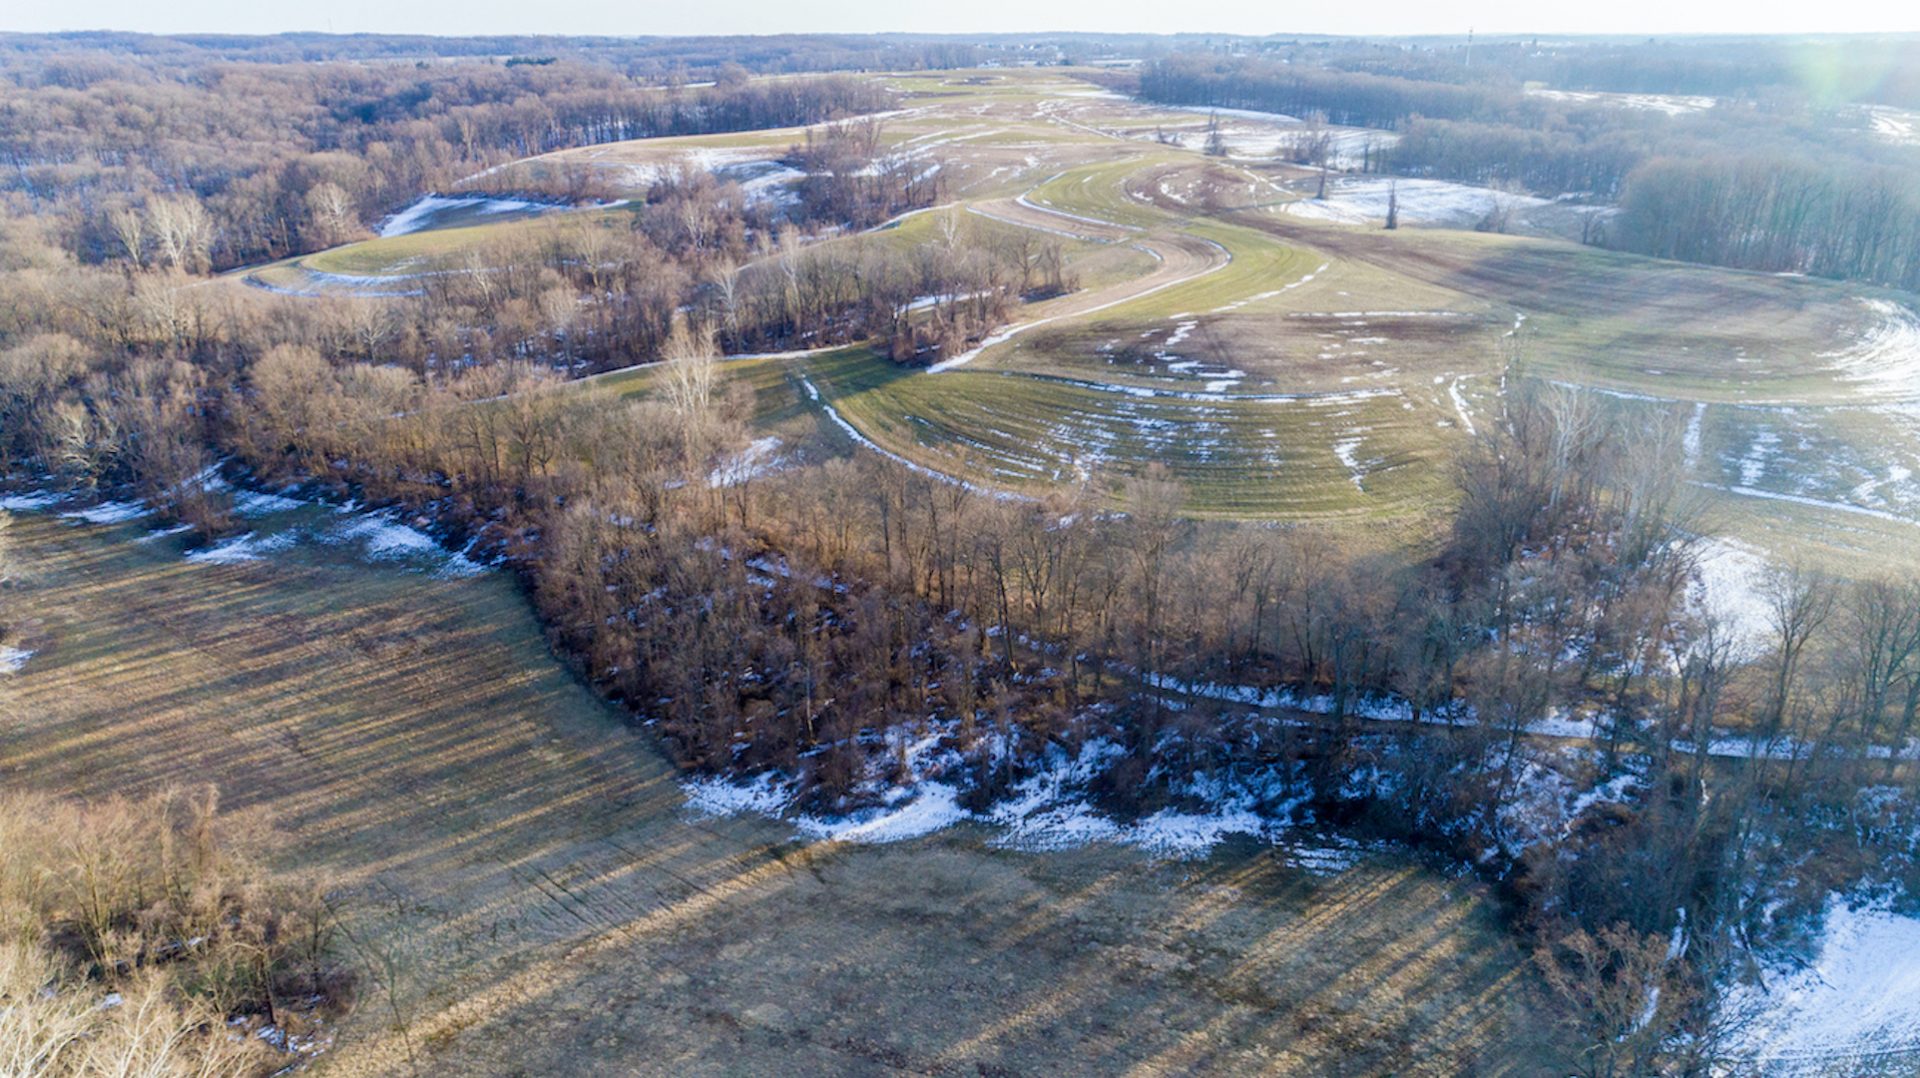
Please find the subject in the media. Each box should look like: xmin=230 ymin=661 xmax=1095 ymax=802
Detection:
xmin=1721 ymin=897 xmax=1920 ymax=1069
xmin=682 ymin=772 xmax=795 ymax=818
xmin=0 ymin=491 xmax=60 ymax=512
xmin=794 ymin=782 xmax=971 ymax=844
xmin=1282 ymin=177 xmax=1550 ymax=229
xmin=1820 ymin=298 xmax=1920 ymax=399
xmin=380 ymin=194 xmax=552 ymax=238
xmin=1333 ymin=436 xmax=1367 ymax=491
xmin=1128 ymin=805 xmax=1277 ymax=858
xmin=1525 ymin=87 xmax=1717 ymax=116
xmin=708 ymin=437 xmax=784 ymax=488
xmin=232 ymin=489 xmax=308 ymax=517
xmin=1683 ymin=402 xmax=1707 ymax=468
xmin=1692 ymin=537 xmax=1774 ymax=655
xmin=1863 ymin=105 xmax=1920 ymax=147
xmin=60 ymin=501 xmax=150 ymax=525
xmin=185 ymin=532 xmax=296 ymax=565
xmin=326 ymin=513 xmax=486 ymax=578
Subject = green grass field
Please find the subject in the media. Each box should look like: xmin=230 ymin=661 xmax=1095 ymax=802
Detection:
xmin=798 ymin=345 xmax=1453 ymax=518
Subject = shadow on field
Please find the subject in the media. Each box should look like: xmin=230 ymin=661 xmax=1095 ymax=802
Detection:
xmin=0 ymin=514 xmax=1567 ymax=1077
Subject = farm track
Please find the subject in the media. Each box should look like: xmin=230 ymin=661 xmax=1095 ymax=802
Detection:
xmin=924 ymin=228 xmax=1230 ymax=372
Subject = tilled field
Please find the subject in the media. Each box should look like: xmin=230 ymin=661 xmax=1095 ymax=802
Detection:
xmin=0 ymin=511 xmax=1570 ymax=1076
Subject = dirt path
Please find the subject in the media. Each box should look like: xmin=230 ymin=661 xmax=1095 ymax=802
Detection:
xmin=929 ymin=186 xmax=1230 ymax=373
xmin=968 ymin=194 xmax=1140 ymax=243
xmin=0 ymin=512 xmax=1569 ymax=1077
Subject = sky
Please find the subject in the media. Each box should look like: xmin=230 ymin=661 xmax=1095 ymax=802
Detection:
xmin=7 ymin=0 xmax=1919 ymax=39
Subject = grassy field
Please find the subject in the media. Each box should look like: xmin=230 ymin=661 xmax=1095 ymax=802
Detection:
xmin=234 ymin=206 xmax=640 ymax=294
xmin=236 ymin=64 xmax=1920 ymax=568
xmin=0 ymin=510 xmax=1575 ymax=1075
xmin=798 ymin=345 xmax=1454 ymax=519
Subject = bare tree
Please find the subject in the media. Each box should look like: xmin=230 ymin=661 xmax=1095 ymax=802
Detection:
xmin=146 ymin=195 xmax=213 ymax=274
xmin=303 ymin=181 xmax=360 ymax=247
xmin=659 ymin=320 xmax=718 ymax=419
xmin=109 ymin=206 xmax=147 ymax=266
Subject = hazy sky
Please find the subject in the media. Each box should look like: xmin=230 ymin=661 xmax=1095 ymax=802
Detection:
xmin=7 ymin=0 xmax=1918 ymax=39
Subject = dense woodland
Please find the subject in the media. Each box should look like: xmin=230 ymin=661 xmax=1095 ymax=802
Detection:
xmin=0 ymin=31 xmax=1918 ymax=1076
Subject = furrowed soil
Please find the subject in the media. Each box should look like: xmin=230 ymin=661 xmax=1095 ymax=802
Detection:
xmin=0 ymin=511 xmax=1570 ymax=1076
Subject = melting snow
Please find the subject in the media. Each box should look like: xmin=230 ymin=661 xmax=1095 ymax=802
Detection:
xmin=1738 ymin=429 xmax=1781 ymax=487
xmin=1127 ymin=805 xmax=1278 ymax=858
xmin=1448 ymin=378 xmax=1479 ymax=436
xmin=326 ymin=512 xmax=486 ymax=578
xmin=708 ymin=437 xmax=784 ymax=488
xmin=0 ymin=491 xmax=60 ymax=512
xmin=1863 ymin=105 xmax=1920 ymax=147
xmin=185 ymin=532 xmax=297 ymax=565
xmin=1525 ymin=88 xmax=1717 ymax=115
xmin=683 ymin=736 xmax=1345 ymax=866
xmin=0 ymin=646 xmax=31 ymax=674
xmin=1333 ymin=437 xmax=1368 ymax=491
xmin=379 ymin=194 xmax=553 ymax=238
xmin=1692 ymin=537 xmax=1774 ymax=655
xmin=682 ymin=772 xmax=795 ymax=818
xmin=794 ymin=782 xmax=970 ymax=844
xmin=60 ymin=501 xmax=150 ymax=525
xmin=1683 ymin=402 xmax=1707 ymax=468
xmin=233 ymin=489 xmax=308 ymax=517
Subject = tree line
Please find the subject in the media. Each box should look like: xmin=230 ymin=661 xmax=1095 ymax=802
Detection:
xmin=1616 ymin=153 xmax=1920 ymax=290
xmin=1132 ymin=51 xmax=1920 ymax=288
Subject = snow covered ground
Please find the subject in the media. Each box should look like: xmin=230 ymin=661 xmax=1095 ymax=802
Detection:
xmin=1862 ymin=105 xmax=1920 ymax=147
xmin=233 ymin=489 xmax=308 ymax=517
xmin=0 ymin=490 xmax=60 ymax=512
xmin=1281 ymin=177 xmax=1551 ymax=229
xmin=1691 ymin=537 xmax=1776 ymax=656
xmin=325 ymin=512 xmax=485 ymax=578
xmin=4 ymin=476 xmax=487 ymax=580
xmin=708 ymin=437 xmax=786 ymax=487
xmin=243 ymin=266 xmax=440 ymax=298
xmin=1525 ymin=88 xmax=1718 ymax=116
xmin=712 ymin=159 xmax=807 ymax=207
xmin=1142 ymin=105 xmax=1395 ymax=167
xmin=1721 ymin=896 xmax=1920 ymax=1073
xmin=681 ymin=732 xmax=1362 ymax=871
xmin=618 ymin=149 xmax=777 ymax=188
xmin=185 ymin=532 xmax=298 ymax=565
xmin=0 ymin=645 xmax=31 ymax=675
xmin=59 ymin=500 xmax=149 ymax=525
xmin=1820 ymin=298 xmax=1920 ymax=399
xmin=379 ymin=194 xmax=557 ymax=238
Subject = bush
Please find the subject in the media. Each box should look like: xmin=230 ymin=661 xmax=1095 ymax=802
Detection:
xmin=0 ymin=787 xmax=348 ymax=1075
